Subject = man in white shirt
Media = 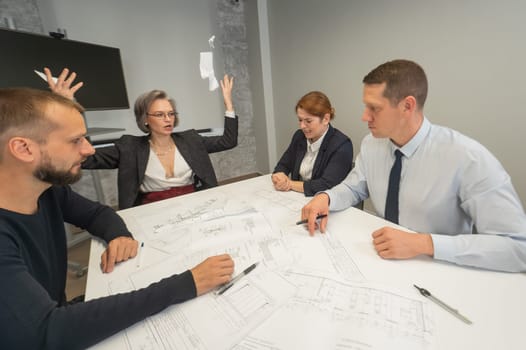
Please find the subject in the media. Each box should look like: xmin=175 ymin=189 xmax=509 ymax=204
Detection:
xmin=302 ymin=59 xmax=526 ymax=272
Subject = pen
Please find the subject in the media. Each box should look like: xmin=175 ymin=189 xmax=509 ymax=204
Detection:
xmin=296 ymin=214 xmax=327 ymax=225
xmin=216 ymin=262 xmax=259 ymax=295
xmin=414 ymin=284 xmax=472 ymax=325
xmin=136 ymin=242 xmax=144 ymax=268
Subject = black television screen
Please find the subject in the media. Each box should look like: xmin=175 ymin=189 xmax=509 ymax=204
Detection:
xmin=0 ymin=28 xmax=129 ymax=111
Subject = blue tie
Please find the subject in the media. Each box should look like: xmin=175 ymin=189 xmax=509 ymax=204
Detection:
xmin=385 ymin=150 xmax=403 ymax=224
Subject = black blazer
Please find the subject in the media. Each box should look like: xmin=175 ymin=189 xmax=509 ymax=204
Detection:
xmin=83 ymin=116 xmax=238 ymax=209
xmin=273 ymin=124 xmax=353 ymax=196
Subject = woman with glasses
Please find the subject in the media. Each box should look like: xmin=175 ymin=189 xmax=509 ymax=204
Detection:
xmin=272 ymin=91 xmax=353 ymax=196
xmin=45 ymin=68 xmax=237 ymax=209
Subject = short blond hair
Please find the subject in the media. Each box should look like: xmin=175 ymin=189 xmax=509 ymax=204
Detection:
xmin=134 ymin=90 xmax=178 ymax=133
xmin=0 ymin=87 xmax=84 ymax=149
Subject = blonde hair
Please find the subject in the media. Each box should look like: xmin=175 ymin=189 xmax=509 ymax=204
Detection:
xmin=0 ymin=87 xmax=84 ymax=149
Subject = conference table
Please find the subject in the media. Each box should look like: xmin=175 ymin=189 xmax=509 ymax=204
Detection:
xmin=86 ymin=175 xmax=525 ymax=350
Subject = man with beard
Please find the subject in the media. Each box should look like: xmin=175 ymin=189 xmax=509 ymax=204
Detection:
xmin=0 ymin=88 xmax=234 ymax=349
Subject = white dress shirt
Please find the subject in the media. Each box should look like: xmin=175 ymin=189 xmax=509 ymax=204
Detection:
xmin=299 ymin=128 xmax=328 ymax=181
xmin=326 ymin=117 xmax=526 ymax=272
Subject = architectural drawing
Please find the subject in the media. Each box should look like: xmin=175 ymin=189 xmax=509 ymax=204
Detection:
xmin=236 ymin=273 xmax=435 ymax=350
xmin=283 ymin=226 xmax=365 ymax=282
xmin=114 ymin=268 xmax=297 ymax=350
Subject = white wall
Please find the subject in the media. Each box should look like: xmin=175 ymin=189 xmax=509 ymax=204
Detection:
xmin=245 ymin=0 xmax=271 ymax=173
xmin=36 ymin=0 xmax=227 ymax=141
xmin=265 ymin=0 xmax=526 ymax=206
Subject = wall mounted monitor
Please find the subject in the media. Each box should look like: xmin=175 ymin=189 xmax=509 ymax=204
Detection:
xmin=0 ymin=28 xmax=129 ymax=111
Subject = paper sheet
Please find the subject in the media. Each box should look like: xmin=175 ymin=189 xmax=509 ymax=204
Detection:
xmin=199 ymin=52 xmax=218 ymax=91
xmin=111 ymin=263 xmax=297 ymax=350
xmin=34 ymin=69 xmax=57 ymax=83
xmin=91 ymin=175 xmax=438 ymax=350
xmin=236 ymin=275 xmax=435 ymax=350
xmin=282 ymin=227 xmax=365 ymax=282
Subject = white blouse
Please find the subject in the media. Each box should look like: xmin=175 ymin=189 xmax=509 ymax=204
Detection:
xmin=139 ymin=146 xmax=193 ymax=193
xmin=299 ymin=128 xmax=328 ymax=181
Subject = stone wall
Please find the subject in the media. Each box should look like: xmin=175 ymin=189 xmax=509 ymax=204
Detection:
xmin=210 ymin=0 xmax=257 ymax=180
xmin=0 ymin=0 xmax=43 ymax=33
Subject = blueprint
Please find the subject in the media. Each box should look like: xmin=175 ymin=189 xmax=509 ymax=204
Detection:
xmin=114 ymin=267 xmax=297 ymax=350
xmin=253 ymin=189 xmax=306 ymax=212
xmin=282 ymin=225 xmax=365 ymax=282
xmin=235 ymin=273 xmax=435 ymax=350
xmin=136 ymin=195 xmax=253 ymax=244
xmin=99 ymin=182 xmax=436 ymax=350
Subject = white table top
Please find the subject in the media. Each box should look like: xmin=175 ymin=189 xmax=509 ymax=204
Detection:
xmin=86 ymin=175 xmax=526 ymax=350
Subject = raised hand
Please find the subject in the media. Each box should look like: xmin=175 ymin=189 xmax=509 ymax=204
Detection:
xmin=44 ymin=67 xmax=84 ymax=100
xmin=219 ymin=74 xmax=234 ymax=112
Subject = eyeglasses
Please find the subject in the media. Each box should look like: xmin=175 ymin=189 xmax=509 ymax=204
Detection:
xmin=146 ymin=111 xmax=178 ymax=119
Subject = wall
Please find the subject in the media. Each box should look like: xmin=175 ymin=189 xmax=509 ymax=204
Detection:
xmin=214 ymin=0 xmax=258 ymax=177
xmin=265 ymin=0 xmax=526 ymax=207
xmin=5 ymin=0 xmax=525 ymax=207
xmin=245 ymin=0 xmax=270 ymax=173
xmin=35 ymin=0 xmax=258 ymax=181
xmin=36 ymin=0 xmax=225 ymax=135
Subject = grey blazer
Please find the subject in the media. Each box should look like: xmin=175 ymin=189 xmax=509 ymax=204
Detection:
xmin=82 ymin=116 xmax=238 ymax=209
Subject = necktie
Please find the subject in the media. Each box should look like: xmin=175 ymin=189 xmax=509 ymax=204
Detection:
xmin=385 ymin=149 xmax=403 ymax=224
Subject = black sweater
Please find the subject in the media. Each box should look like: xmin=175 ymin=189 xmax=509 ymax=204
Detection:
xmin=0 ymin=186 xmax=196 ymax=349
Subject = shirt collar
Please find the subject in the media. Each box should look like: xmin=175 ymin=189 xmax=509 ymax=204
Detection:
xmin=390 ymin=117 xmax=431 ymax=157
xmin=308 ymin=126 xmax=329 ymax=153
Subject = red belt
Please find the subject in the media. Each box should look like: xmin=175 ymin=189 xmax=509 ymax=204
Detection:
xmin=141 ymin=184 xmax=195 ymax=205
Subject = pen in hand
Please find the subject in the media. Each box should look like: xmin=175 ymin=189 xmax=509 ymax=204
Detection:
xmin=216 ymin=262 xmax=259 ymax=295
xmin=414 ymin=284 xmax=472 ymax=325
xmin=296 ymin=214 xmax=327 ymax=225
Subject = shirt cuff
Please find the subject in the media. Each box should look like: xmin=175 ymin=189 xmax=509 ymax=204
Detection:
xmin=430 ymin=233 xmax=455 ymax=261
xmin=225 ymin=110 xmax=236 ymax=118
